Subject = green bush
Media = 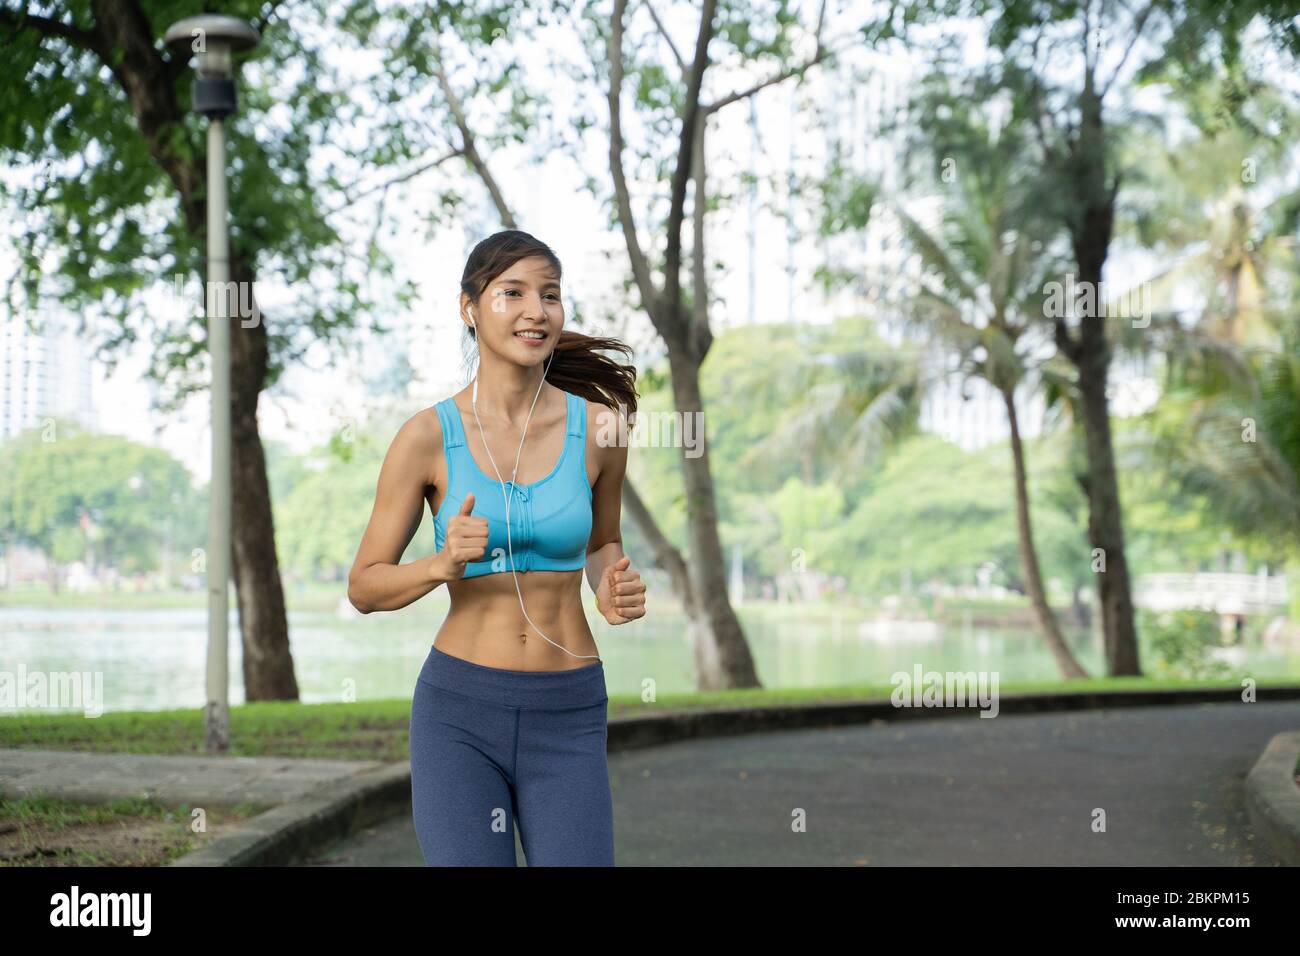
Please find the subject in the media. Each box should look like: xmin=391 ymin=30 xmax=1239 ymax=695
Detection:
xmin=1137 ymin=609 xmax=1233 ymax=680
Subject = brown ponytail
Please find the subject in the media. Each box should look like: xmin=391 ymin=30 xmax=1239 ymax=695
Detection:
xmin=460 ymin=229 xmax=639 ymax=417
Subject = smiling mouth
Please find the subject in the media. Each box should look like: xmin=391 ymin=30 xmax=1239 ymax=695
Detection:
xmin=514 ymin=330 xmax=547 ymax=340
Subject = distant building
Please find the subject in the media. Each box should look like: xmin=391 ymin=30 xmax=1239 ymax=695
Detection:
xmin=0 ymin=312 xmax=95 ymax=441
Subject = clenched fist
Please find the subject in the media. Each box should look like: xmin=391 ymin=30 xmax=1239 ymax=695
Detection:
xmin=432 ymin=492 xmax=489 ymax=580
xmin=595 ymin=555 xmax=647 ymax=624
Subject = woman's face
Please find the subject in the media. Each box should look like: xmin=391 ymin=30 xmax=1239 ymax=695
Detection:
xmin=465 ymin=256 xmax=563 ymax=366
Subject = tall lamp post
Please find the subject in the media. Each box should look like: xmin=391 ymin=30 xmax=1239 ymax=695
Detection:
xmin=163 ymin=15 xmax=260 ymax=754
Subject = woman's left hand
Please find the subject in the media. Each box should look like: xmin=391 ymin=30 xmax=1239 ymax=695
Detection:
xmin=596 ymin=555 xmax=647 ymax=624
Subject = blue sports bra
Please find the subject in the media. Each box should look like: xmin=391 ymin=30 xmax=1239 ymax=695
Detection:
xmin=432 ymin=390 xmax=593 ymax=578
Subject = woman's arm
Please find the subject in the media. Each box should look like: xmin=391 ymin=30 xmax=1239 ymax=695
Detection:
xmin=347 ymin=414 xmax=450 ymax=613
xmin=584 ymin=408 xmax=647 ymax=623
xmin=585 ymin=407 xmax=628 ymax=592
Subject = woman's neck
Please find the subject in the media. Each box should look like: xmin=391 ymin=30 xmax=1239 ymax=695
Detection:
xmin=471 ymin=359 xmax=552 ymax=426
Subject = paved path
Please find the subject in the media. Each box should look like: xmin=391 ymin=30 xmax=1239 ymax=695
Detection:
xmin=0 ymin=749 xmax=385 ymax=809
xmin=299 ymin=701 xmax=1300 ymax=866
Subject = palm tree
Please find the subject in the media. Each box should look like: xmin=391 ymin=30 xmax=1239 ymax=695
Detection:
xmin=1124 ymin=76 xmax=1300 ymax=353
xmin=890 ymin=119 xmax=1091 ymax=680
xmin=1138 ymin=313 xmax=1300 ymax=554
xmin=1119 ymin=79 xmax=1300 ymax=557
xmin=738 ymin=324 xmax=925 ymax=487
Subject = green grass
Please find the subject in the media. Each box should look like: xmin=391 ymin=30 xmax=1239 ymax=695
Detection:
xmin=0 ymin=794 xmax=267 ymax=866
xmin=0 ymin=674 xmax=1282 ymax=763
xmin=0 ymin=794 xmax=265 ymax=829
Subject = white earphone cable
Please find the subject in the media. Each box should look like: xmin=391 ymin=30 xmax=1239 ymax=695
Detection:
xmin=470 ymin=328 xmax=600 ymax=663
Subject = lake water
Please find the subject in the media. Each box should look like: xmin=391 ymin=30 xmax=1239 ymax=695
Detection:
xmin=1 ymin=599 xmax=1297 ymax=714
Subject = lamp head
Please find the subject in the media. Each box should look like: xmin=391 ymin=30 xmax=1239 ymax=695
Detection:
xmin=164 ymin=15 xmax=260 ymax=80
xmin=163 ymin=15 xmax=260 ymax=119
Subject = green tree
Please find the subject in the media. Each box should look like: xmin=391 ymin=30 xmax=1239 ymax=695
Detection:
xmin=738 ymin=326 xmax=923 ymax=488
xmin=0 ymin=420 xmax=201 ymax=588
xmin=1141 ymin=316 xmax=1300 ymax=555
xmin=865 ymin=0 xmax=1300 ymax=676
xmin=0 ymin=1 xmax=414 ymax=699
xmin=333 ymin=0 xmax=851 ymax=689
xmin=1118 ymin=72 xmax=1300 ymax=604
xmin=1129 ymin=75 xmax=1300 ymax=350
xmin=888 ymin=70 xmax=1089 ymax=678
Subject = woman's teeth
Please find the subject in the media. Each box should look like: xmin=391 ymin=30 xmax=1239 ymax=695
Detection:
xmin=515 ymin=331 xmax=546 ymax=338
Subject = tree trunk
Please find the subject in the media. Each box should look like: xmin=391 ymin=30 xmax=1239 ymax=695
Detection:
xmin=75 ymin=0 xmax=300 ymax=699
xmin=1075 ymin=346 xmax=1141 ymax=675
xmin=605 ymin=0 xmax=763 ymax=689
xmin=227 ymin=253 xmax=300 ymax=701
xmin=1062 ymin=77 xmax=1142 ymax=677
xmin=668 ymin=350 xmax=761 ymax=690
xmin=1000 ymin=386 xmax=1089 ymax=679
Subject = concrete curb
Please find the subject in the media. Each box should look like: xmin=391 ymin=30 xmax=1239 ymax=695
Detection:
xmin=1244 ymin=730 xmax=1300 ymax=866
xmin=166 ymin=762 xmax=411 ymax=867
xmin=169 ymin=684 xmax=1300 ymax=866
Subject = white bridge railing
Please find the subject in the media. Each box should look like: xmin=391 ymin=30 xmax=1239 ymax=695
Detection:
xmin=1134 ymin=572 xmax=1288 ymax=615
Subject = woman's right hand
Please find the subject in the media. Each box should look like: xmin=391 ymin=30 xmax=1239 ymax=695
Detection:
xmin=433 ymin=492 xmax=489 ymax=580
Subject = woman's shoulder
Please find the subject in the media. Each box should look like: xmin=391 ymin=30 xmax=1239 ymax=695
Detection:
xmin=437 ymin=386 xmax=471 ymax=414
xmin=423 ymin=387 xmax=475 ymax=428
xmin=578 ymin=394 xmax=629 ymax=463
xmin=577 ymin=392 xmax=627 ymax=425
xmin=389 ymin=401 xmax=453 ymax=489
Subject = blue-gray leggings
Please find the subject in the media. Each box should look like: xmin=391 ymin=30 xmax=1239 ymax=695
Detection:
xmin=409 ymin=644 xmax=614 ymax=866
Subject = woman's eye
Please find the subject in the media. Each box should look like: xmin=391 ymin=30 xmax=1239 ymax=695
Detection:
xmin=500 ymin=289 xmax=559 ymax=300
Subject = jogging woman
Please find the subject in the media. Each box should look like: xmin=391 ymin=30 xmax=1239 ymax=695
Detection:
xmin=348 ymin=229 xmax=646 ymax=866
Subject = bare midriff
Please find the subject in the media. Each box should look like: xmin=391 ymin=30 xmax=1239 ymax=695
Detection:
xmin=434 ymin=569 xmax=601 ymax=672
